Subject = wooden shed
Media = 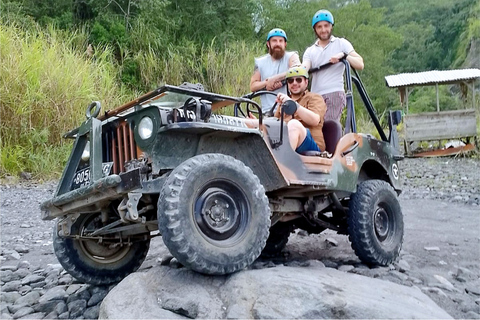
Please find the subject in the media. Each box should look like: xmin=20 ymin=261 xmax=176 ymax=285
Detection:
xmin=385 ymin=69 xmax=480 ymax=156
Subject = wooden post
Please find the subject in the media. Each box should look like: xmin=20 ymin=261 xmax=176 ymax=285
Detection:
xmin=436 ymin=83 xmax=440 ymax=112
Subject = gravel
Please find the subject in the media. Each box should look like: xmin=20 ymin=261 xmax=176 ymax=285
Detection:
xmin=1 ymin=156 xmax=479 ymax=319
xmin=399 ymin=157 xmax=480 ymax=206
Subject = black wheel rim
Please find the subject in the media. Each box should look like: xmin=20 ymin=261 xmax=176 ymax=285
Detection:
xmin=194 ymin=179 xmax=250 ymax=246
xmin=373 ymin=201 xmax=396 ymax=244
xmin=78 ymin=213 xmax=130 ymax=264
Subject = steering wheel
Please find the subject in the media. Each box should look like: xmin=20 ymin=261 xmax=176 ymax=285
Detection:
xmin=236 ymin=91 xmax=278 ymax=119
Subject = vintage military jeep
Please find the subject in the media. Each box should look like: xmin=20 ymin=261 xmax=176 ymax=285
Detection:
xmin=41 ymin=61 xmax=404 ymax=285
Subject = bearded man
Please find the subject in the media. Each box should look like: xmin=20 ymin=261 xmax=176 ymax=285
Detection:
xmin=250 ymin=28 xmax=300 ymax=113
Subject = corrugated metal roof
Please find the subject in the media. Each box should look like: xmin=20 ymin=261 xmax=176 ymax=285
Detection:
xmin=385 ymin=69 xmax=480 ymax=88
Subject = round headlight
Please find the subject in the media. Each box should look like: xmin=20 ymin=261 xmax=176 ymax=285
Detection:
xmin=138 ymin=116 xmax=154 ymax=140
xmin=81 ymin=141 xmax=90 ymax=161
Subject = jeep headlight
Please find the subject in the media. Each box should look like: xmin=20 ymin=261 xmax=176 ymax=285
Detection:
xmin=138 ymin=116 xmax=154 ymax=140
xmin=81 ymin=141 xmax=90 ymax=161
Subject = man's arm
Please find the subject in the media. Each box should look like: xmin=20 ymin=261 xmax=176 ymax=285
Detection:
xmin=346 ymin=50 xmax=364 ymax=70
xmin=275 ymin=93 xmax=320 ymax=127
xmin=329 ymin=50 xmax=364 ymax=70
xmin=250 ymin=68 xmax=268 ymax=92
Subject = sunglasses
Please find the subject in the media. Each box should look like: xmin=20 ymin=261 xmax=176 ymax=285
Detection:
xmin=287 ymin=77 xmax=304 ymax=84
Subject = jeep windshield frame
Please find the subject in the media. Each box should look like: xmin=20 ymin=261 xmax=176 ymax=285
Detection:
xmin=63 ymin=84 xmax=263 ymax=139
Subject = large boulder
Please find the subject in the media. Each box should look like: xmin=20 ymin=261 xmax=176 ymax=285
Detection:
xmin=99 ymin=264 xmax=452 ymax=319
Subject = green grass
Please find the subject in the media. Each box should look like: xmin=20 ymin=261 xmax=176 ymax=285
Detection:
xmin=0 ymin=23 xmax=130 ymax=178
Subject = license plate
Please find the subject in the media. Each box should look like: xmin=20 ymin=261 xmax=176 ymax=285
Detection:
xmin=71 ymin=162 xmax=114 ymax=190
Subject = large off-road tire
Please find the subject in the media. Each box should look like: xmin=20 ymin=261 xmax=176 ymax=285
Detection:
xmin=261 ymin=222 xmax=293 ymax=258
xmin=158 ymin=153 xmax=270 ymax=275
xmin=347 ymin=180 xmax=403 ymax=266
xmin=53 ymin=212 xmax=150 ymax=285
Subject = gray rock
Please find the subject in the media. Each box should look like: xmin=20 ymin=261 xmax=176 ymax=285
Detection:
xmin=7 ymin=250 xmax=21 ymax=260
xmin=12 ymin=306 xmax=34 ymax=319
xmin=466 ymin=284 xmax=480 ymax=296
xmin=18 ymin=311 xmax=45 ymax=319
xmin=169 ymin=258 xmax=183 ymax=269
xmin=66 ymin=284 xmax=83 ymax=295
xmin=465 ymin=311 xmax=480 ymax=319
xmin=30 ymin=281 xmax=46 ymax=289
xmin=13 ymin=246 xmax=29 ymax=254
xmin=432 ymin=275 xmax=458 ymax=292
xmin=38 ymin=287 xmax=68 ymax=304
xmin=67 ymin=287 xmax=90 ymax=304
xmin=68 ymin=299 xmax=87 ymax=319
xmin=421 ymin=287 xmax=449 ymax=298
xmin=0 ymin=270 xmax=16 ymax=282
xmin=44 ymin=310 xmax=58 ymax=319
xmin=395 ymin=259 xmax=411 ymax=272
xmin=54 ymin=301 xmax=68 ymax=315
xmin=33 ymin=300 xmax=62 ymax=314
xmin=20 ymin=274 xmax=44 ymax=285
xmin=58 ymin=275 xmax=73 ymax=285
xmin=1 ymin=313 xmax=13 ymax=319
xmin=100 ymin=266 xmax=453 ymax=319
xmin=0 ymin=292 xmax=21 ymax=304
xmin=0 ymin=266 xmax=17 ymax=272
xmin=18 ymin=285 xmax=31 ymax=295
xmin=58 ymin=311 xmax=70 ymax=319
xmin=1 ymin=280 xmax=21 ymax=292
xmin=13 ymin=268 xmax=30 ymax=280
xmin=338 ymin=265 xmax=355 ymax=272
xmin=424 ymin=246 xmax=440 ymax=251
xmin=84 ymin=305 xmax=100 ymax=319
xmin=14 ymin=291 xmax=40 ymax=306
xmin=16 ymin=261 xmax=30 ymax=269
xmin=162 ymin=297 xmax=199 ymax=318
xmin=322 ymin=259 xmax=338 ymax=268
xmin=0 ymin=302 xmax=10 ymax=314
xmin=325 ymin=238 xmax=338 ymax=246
xmin=87 ymin=292 xmax=108 ymax=307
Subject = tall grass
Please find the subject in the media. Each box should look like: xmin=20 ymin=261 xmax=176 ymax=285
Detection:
xmin=0 ymin=23 xmax=130 ymax=178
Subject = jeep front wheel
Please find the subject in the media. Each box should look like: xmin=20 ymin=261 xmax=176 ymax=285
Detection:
xmin=347 ymin=180 xmax=403 ymax=266
xmin=158 ymin=153 xmax=270 ymax=275
xmin=53 ymin=212 xmax=150 ymax=285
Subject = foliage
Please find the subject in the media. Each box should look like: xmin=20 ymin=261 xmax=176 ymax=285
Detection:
xmin=0 ymin=23 xmax=130 ymax=178
xmin=0 ymin=0 xmax=477 ymax=178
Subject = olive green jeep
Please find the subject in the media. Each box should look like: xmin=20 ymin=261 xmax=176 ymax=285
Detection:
xmin=41 ymin=61 xmax=404 ymax=285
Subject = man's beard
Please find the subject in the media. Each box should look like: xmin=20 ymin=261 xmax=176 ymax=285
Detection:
xmin=269 ymin=46 xmax=286 ymax=60
xmin=316 ymin=30 xmax=331 ymax=41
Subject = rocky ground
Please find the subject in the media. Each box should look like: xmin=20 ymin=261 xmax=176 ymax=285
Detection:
xmin=1 ymin=156 xmax=479 ymax=319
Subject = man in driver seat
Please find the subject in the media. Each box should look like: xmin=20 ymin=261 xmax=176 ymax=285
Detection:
xmin=274 ymin=66 xmax=326 ymax=153
xmin=247 ymin=66 xmax=326 ymax=153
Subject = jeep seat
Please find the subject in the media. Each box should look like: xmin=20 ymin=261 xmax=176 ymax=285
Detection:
xmin=322 ymin=120 xmax=342 ymax=154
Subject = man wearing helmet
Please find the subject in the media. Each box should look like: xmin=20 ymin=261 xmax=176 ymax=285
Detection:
xmin=247 ymin=66 xmax=326 ymax=153
xmin=250 ymin=28 xmax=301 ymax=114
xmin=302 ymin=9 xmax=364 ymax=122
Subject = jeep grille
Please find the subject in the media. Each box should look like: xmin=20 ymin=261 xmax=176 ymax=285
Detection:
xmin=103 ymin=120 xmax=138 ymax=174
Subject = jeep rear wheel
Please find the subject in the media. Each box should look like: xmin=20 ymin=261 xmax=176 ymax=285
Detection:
xmin=347 ymin=180 xmax=403 ymax=266
xmin=158 ymin=153 xmax=270 ymax=275
xmin=53 ymin=212 xmax=150 ymax=285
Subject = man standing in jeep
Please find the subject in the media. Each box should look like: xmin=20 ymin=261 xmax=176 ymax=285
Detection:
xmin=250 ymin=28 xmax=300 ymax=113
xmin=302 ymin=10 xmax=364 ymax=122
xmin=247 ymin=66 xmax=326 ymax=153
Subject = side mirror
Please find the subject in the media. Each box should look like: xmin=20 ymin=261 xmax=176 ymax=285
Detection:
xmin=390 ymin=110 xmax=402 ymax=126
xmin=282 ymin=100 xmax=297 ymax=115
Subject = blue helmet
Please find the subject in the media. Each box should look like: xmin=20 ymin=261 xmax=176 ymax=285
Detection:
xmin=267 ymin=28 xmax=287 ymax=41
xmin=312 ymin=10 xmax=334 ymax=27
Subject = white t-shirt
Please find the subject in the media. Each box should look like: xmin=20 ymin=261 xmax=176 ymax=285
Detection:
xmin=254 ymin=51 xmax=296 ymax=112
xmin=303 ymin=36 xmax=354 ymax=95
